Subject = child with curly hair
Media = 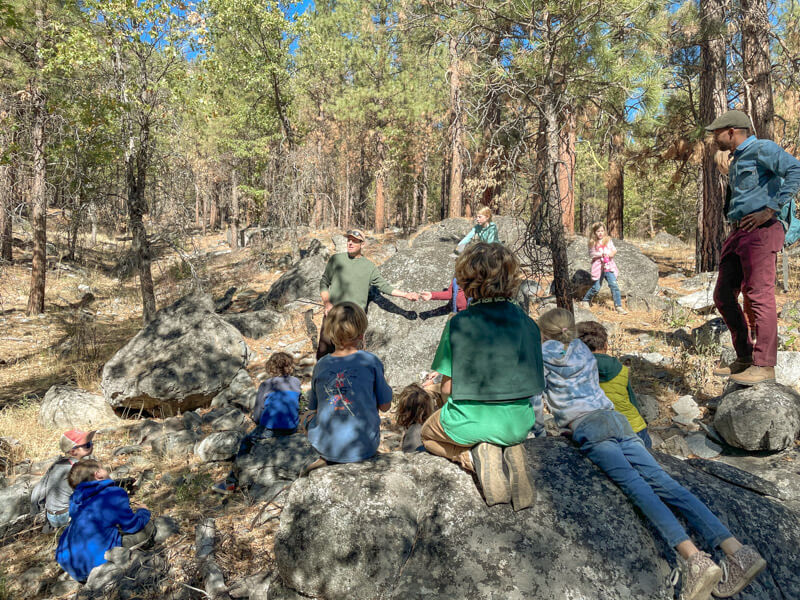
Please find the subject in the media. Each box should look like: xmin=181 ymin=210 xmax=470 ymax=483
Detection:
xmin=395 ymin=383 xmax=436 ymax=453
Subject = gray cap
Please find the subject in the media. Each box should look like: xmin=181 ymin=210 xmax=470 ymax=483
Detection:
xmin=705 ymin=110 xmax=753 ymax=132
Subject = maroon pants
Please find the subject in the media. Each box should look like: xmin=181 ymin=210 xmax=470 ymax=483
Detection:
xmin=713 ymin=219 xmax=784 ymax=367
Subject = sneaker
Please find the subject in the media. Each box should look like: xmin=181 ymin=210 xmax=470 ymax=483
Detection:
xmin=212 ymin=480 xmax=236 ymax=495
xmin=502 ymin=444 xmax=536 ymax=511
xmin=470 ymin=443 xmax=510 ymax=506
xmin=672 ymin=551 xmax=722 ymax=600
xmin=713 ymin=545 xmax=766 ymax=598
xmin=729 ymin=365 xmax=775 ymax=386
xmin=712 ymin=357 xmax=752 ymax=377
xmin=615 ymin=306 xmax=628 ymax=314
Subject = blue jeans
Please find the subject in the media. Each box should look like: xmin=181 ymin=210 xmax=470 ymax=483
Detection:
xmin=637 ymin=428 xmax=653 ymax=449
xmin=47 ymin=511 xmax=70 ymax=528
xmin=583 ymin=271 xmax=622 ymax=307
xmin=572 ymin=410 xmax=732 ymax=549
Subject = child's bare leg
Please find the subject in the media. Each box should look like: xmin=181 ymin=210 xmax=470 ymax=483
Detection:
xmin=299 ymin=458 xmax=327 ymax=477
xmin=676 ymin=539 xmax=701 ymax=559
xmin=719 ymin=537 xmax=743 ymax=556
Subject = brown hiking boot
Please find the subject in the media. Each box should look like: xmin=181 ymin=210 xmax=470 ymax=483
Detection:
xmin=729 ymin=365 xmax=775 ymax=386
xmin=470 ymin=443 xmax=510 ymax=506
xmin=503 ymin=444 xmax=536 ymax=511
xmin=713 ymin=545 xmax=767 ymax=598
xmin=712 ymin=357 xmax=752 ymax=377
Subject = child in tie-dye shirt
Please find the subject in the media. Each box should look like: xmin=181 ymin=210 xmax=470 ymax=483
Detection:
xmin=301 ymin=302 xmax=392 ymax=472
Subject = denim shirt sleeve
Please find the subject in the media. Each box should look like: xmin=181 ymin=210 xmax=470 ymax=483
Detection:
xmin=757 ymin=141 xmax=800 ymax=211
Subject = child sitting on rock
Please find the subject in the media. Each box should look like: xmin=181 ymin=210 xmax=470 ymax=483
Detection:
xmin=576 ymin=321 xmax=652 ymax=448
xmin=300 ymin=302 xmax=392 ymax=474
xmin=395 ymin=383 xmax=435 ymax=453
xmin=30 ymin=430 xmax=96 ymax=529
xmin=213 ymin=352 xmax=302 ymax=494
xmin=56 ymin=459 xmax=153 ymax=583
xmin=534 ymin=308 xmax=765 ymax=600
xmin=421 ymin=242 xmax=544 ymax=511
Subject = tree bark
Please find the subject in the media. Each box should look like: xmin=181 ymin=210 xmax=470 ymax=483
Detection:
xmin=606 ymin=133 xmax=624 ymax=239
xmin=421 ymin=154 xmax=429 ymax=225
xmin=0 ymin=158 xmax=13 ymax=262
xmin=230 ymin=169 xmax=240 ymax=248
xmin=698 ymin=0 xmax=729 ymax=272
xmin=27 ymin=8 xmax=47 ymax=315
xmin=740 ymin=0 xmax=774 ymax=140
xmin=559 ymin=109 xmax=576 ymax=234
xmin=542 ymin=101 xmax=572 ymax=311
xmin=448 ymin=35 xmax=464 ymax=219
xmin=374 ymin=169 xmax=386 ymax=234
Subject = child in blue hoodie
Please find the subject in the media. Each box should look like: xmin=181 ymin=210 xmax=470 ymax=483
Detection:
xmin=56 ymin=459 xmax=151 ymax=583
xmin=532 ymin=308 xmax=765 ymax=600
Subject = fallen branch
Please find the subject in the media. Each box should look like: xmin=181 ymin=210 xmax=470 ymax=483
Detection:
xmin=195 ymin=518 xmax=232 ymax=600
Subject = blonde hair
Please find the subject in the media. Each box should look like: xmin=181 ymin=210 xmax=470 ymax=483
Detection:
xmin=395 ymin=383 xmax=435 ymax=428
xmin=477 ymin=206 xmax=492 ymax=221
xmin=538 ymin=308 xmax=577 ymax=344
xmin=455 ymin=242 xmax=519 ymax=300
xmin=323 ymin=302 xmax=368 ymax=348
xmin=587 ymin=222 xmax=610 ymax=249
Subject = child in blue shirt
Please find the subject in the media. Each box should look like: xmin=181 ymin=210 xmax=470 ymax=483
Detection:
xmin=533 ymin=308 xmax=766 ymax=600
xmin=300 ymin=302 xmax=392 ymax=474
xmin=56 ymin=459 xmax=151 ymax=583
xmin=213 ymin=352 xmax=302 ymax=494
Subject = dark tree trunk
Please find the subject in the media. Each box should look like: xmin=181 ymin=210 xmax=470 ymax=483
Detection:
xmin=0 ymin=158 xmax=13 ymax=262
xmin=698 ymin=0 xmax=729 ymax=272
xmin=230 ymin=169 xmax=240 ymax=248
xmin=740 ymin=0 xmax=774 ymax=140
xmin=27 ymin=70 xmax=47 ymax=315
xmin=606 ymin=133 xmax=624 ymax=239
xmin=543 ymin=102 xmax=572 ymax=311
xmin=126 ymin=126 xmax=157 ymax=324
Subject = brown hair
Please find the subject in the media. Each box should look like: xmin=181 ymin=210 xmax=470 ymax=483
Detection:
xmin=68 ymin=459 xmax=102 ymax=489
xmin=576 ymin=321 xmax=608 ymax=352
xmin=395 ymin=383 xmax=435 ymax=428
xmin=587 ymin=222 xmax=610 ymax=249
xmin=455 ymin=242 xmax=519 ymax=300
xmin=538 ymin=308 xmax=577 ymax=345
xmin=323 ymin=302 xmax=368 ymax=348
xmin=266 ymin=352 xmax=294 ymax=377
xmin=477 ymin=206 xmax=492 ymax=221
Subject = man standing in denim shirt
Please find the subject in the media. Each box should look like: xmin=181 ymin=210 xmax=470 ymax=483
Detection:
xmin=706 ymin=110 xmax=800 ymax=385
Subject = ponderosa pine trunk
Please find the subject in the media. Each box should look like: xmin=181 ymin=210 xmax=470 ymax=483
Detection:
xmin=448 ymin=35 xmax=464 ymax=219
xmin=698 ymin=0 xmax=729 ymax=272
xmin=543 ymin=102 xmax=572 ymax=310
xmin=740 ymin=0 xmax=774 ymax=140
xmin=230 ymin=169 xmax=240 ymax=248
xmin=26 ymin=9 xmax=47 ymax=315
xmin=606 ymin=133 xmax=624 ymax=239
xmin=0 ymin=157 xmax=13 ymax=262
xmin=559 ymin=109 xmax=576 ymax=234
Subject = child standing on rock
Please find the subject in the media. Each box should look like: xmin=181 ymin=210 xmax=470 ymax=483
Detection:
xmin=300 ymin=302 xmax=392 ymax=474
xmin=534 ymin=308 xmax=765 ymax=600
xmin=421 ymin=242 xmax=544 ymax=511
xmin=579 ymin=222 xmax=627 ymax=314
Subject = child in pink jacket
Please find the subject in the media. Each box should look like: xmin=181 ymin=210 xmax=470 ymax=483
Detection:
xmin=580 ymin=222 xmax=627 ymax=314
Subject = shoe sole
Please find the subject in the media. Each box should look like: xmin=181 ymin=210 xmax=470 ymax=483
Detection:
xmin=728 ymin=376 xmax=775 ymax=386
xmin=472 ymin=443 xmax=510 ymax=506
xmin=503 ymin=444 xmax=536 ymax=511
xmin=685 ymin=563 xmax=722 ymax=600
xmin=714 ymin=558 xmax=767 ymax=598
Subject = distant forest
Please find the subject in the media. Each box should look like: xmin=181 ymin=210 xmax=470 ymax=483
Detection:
xmin=1 ymin=0 xmax=798 ymax=317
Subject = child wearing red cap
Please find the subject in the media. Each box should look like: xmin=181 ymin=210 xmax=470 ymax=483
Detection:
xmin=30 ymin=430 xmax=95 ymax=528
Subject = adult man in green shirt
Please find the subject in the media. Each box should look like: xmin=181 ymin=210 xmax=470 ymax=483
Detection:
xmin=317 ymin=229 xmax=418 ymax=359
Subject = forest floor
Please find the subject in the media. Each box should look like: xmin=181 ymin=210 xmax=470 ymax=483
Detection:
xmin=1 ymin=221 xmax=799 ymax=599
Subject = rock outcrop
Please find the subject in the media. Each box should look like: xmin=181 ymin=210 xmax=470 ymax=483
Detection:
xmin=714 ymin=383 xmax=800 ymax=451
xmin=38 ymin=385 xmax=120 ymax=429
xmin=101 ymin=293 xmax=249 ymax=416
xmin=265 ymin=240 xmax=329 ymax=307
xmin=566 ymin=238 xmax=660 ymax=299
xmin=270 ymin=438 xmax=799 ymax=600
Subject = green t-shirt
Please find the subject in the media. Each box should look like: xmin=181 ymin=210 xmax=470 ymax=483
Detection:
xmin=431 ymin=301 xmax=542 ymax=445
xmin=319 ymin=253 xmax=395 ymax=310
